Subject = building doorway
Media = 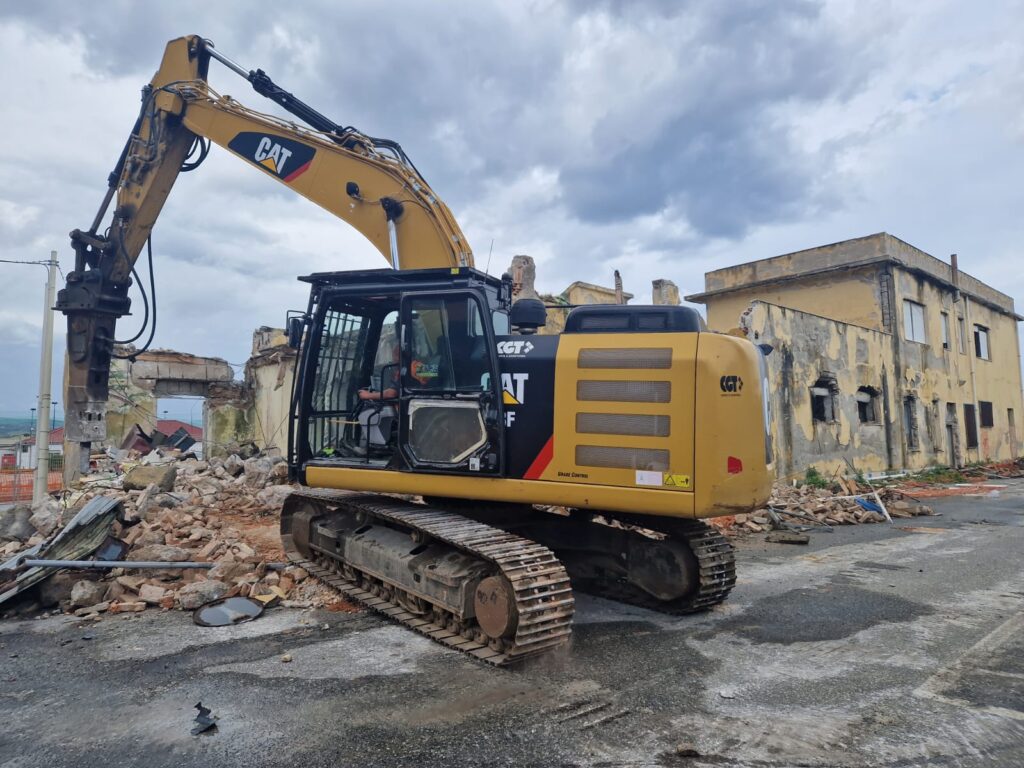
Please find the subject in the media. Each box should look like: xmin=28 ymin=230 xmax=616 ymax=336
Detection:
xmin=945 ymin=403 xmax=960 ymax=467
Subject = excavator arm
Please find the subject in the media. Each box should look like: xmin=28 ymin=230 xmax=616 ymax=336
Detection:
xmin=58 ymin=35 xmax=473 ymax=455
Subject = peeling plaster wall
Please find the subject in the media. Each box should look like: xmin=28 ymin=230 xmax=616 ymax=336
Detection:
xmin=206 ymin=398 xmax=254 ymax=457
xmin=104 ymin=356 xmax=157 ymax=449
xmin=747 ymin=302 xmax=896 ymax=480
xmin=246 ymin=346 xmax=296 ymax=456
xmin=893 ymin=270 xmax=1024 ymax=465
xmin=748 ymin=285 xmax=1023 ymax=479
xmin=203 ymin=329 xmax=299 ymax=458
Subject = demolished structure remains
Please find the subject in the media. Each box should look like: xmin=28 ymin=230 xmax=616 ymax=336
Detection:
xmin=687 ymin=233 xmax=1024 ymax=479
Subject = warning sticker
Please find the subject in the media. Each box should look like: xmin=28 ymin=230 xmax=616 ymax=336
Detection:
xmin=663 ymin=474 xmax=691 ymax=489
xmin=635 ymin=470 xmax=662 ymax=486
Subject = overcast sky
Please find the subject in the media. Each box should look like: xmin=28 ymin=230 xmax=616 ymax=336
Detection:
xmin=1 ymin=1 xmax=1022 ymax=418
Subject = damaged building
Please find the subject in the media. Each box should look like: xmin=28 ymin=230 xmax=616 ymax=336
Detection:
xmin=96 ymin=336 xmax=296 ymax=463
xmin=686 ymin=232 xmax=1024 ymax=479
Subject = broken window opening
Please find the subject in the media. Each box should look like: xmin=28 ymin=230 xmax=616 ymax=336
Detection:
xmin=855 ymin=386 xmax=880 ymax=424
xmin=940 ymin=312 xmax=950 ymax=350
xmin=903 ymin=300 xmax=926 ymax=343
xmin=964 ymin=403 xmax=979 ymax=449
xmin=903 ymin=395 xmax=920 ymax=450
xmin=810 ymin=374 xmax=839 ymax=424
xmin=979 ymin=401 xmax=994 ymax=428
xmin=973 ymin=325 xmax=990 ymax=360
xmin=144 ymin=396 xmax=205 ymax=458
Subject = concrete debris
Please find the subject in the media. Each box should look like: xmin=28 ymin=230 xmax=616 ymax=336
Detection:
xmin=0 ymin=505 xmax=35 ymax=543
xmin=122 ymin=463 xmax=178 ymax=492
xmin=715 ymin=481 xmax=936 ymax=536
xmin=70 ymin=580 xmax=107 ymax=608
xmin=177 ymin=580 xmax=229 ymax=610
xmin=0 ymin=447 xmax=356 ymax=620
xmin=765 ymin=531 xmax=810 ymax=545
xmin=28 ymin=500 xmax=62 ymax=537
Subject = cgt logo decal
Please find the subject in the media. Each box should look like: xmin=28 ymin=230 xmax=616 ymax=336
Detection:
xmin=720 ymin=375 xmax=743 ymax=394
xmin=497 ymin=340 xmax=534 ymax=356
xmin=227 ymin=132 xmax=315 ymax=182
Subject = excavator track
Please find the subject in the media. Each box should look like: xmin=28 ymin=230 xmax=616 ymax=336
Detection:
xmin=426 ymin=501 xmax=737 ymax=617
xmin=590 ymin=513 xmax=736 ymax=614
xmin=281 ymin=489 xmax=574 ymax=666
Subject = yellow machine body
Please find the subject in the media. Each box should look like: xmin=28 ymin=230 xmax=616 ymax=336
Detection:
xmin=307 ymin=330 xmax=772 ymax=519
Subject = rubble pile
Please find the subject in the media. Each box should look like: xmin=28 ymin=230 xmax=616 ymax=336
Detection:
xmin=719 ymin=481 xmax=936 ymax=535
xmin=963 ymin=457 xmax=1024 ymax=480
xmin=1 ymin=451 xmax=356 ymax=619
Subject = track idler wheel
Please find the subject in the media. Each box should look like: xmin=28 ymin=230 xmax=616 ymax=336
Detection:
xmin=473 ymin=575 xmax=518 ymax=640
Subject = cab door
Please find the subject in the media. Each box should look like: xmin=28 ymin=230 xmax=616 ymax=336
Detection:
xmin=398 ymin=291 xmax=504 ymax=475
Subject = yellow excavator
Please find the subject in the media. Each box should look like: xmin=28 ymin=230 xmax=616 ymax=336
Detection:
xmin=59 ymin=35 xmax=773 ymax=665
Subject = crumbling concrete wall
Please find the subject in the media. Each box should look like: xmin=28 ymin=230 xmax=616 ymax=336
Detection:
xmin=652 ymin=279 xmax=681 ymax=306
xmin=206 ymin=381 xmax=254 ymax=458
xmin=105 ymin=355 xmax=157 ymax=450
xmin=245 ymin=327 xmax=296 ymax=456
xmin=202 ymin=328 xmax=298 ymax=458
xmin=102 ymin=348 xmax=233 ymax=451
xmin=746 ymin=301 xmax=896 ymax=480
xmin=507 ymin=255 xmax=634 ymax=336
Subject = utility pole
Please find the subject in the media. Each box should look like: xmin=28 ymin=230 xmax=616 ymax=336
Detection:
xmin=32 ymin=251 xmax=58 ymax=507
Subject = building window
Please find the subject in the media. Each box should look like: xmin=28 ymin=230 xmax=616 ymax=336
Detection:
xmin=964 ymin=403 xmax=979 ymax=448
xmin=903 ymin=300 xmax=927 ymax=343
xmin=904 ymin=395 xmax=920 ymax=449
xmin=810 ymin=374 xmax=839 ymax=423
xmin=856 ymin=386 xmax=880 ymax=424
xmin=979 ymin=401 xmax=994 ymax=428
xmin=973 ymin=325 xmax=990 ymax=360
xmin=957 ymin=316 xmax=966 ymax=353
xmin=940 ymin=312 xmax=950 ymax=350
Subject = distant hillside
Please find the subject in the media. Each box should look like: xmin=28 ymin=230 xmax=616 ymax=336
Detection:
xmin=0 ymin=417 xmax=63 ymax=437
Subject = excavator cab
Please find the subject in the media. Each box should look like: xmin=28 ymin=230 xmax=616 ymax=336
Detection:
xmin=290 ymin=267 xmax=511 ymax=480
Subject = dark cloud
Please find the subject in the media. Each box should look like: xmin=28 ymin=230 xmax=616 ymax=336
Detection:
xmin=0 ymin=0 xmax=877 ymax=237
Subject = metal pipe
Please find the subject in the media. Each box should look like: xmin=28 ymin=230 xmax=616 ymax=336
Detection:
xmin=203 ymin=41 xmax=250 ymax=79
xmin=20 ymin=559 xmax=287 ymax=570
xmin=23 ymin=559 xmax=213 ymax=570
xmin=387 ymin=218 xmax=401 ymax=269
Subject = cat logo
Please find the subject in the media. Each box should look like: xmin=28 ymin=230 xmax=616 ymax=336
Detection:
xmin=501 ymin=372 xmax=528 ymax=405
xmin=254 ymin=137 xmax=292 ymax=174
xmin=227 ymin=132 xmax=316 ymax=183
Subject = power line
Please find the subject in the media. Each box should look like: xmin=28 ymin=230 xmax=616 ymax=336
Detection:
xmin=0 ymin=257 xmax=65 ymax=278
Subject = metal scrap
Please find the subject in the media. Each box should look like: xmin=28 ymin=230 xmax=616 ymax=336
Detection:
xmin=191 ymin=702 xmax=218 ymax=735
xmin=193 ymin=596 xmax=264 ymax=627
xmin=0 ymin=496 xmax=122 ymax=606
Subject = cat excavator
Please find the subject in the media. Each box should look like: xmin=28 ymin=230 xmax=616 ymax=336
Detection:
xmin=58 ymin=35 xmax=774 ymax=665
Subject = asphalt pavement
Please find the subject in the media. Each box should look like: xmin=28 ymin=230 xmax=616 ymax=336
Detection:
xmin=1 ymin=481 xmax=1023 ymax=767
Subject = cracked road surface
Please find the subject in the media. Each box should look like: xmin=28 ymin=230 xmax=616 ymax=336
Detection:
xmin=2 ymin=481 xmax=1023 ymax=767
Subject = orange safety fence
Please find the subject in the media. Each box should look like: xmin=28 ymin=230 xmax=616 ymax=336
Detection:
xmin=0 ymin=468 xmax=63 ymax=505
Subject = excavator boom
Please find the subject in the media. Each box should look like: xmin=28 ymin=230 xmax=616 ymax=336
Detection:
xmin=58 ymin=35 xmax=472 ymax=456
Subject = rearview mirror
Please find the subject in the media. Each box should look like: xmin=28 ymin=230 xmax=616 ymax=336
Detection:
xmin=287 ymin=316 xmax=304 ymax=349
